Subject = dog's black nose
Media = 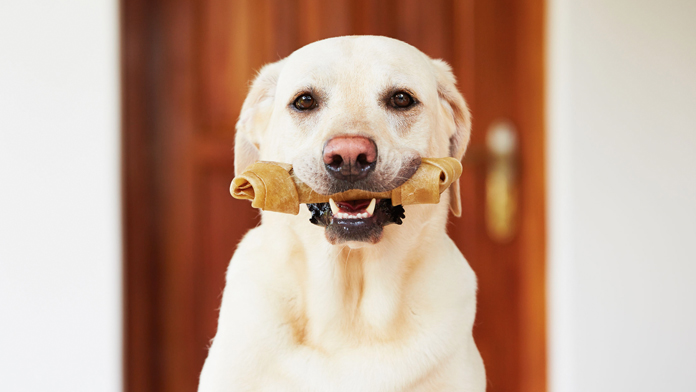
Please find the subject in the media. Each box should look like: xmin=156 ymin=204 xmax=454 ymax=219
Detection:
xmin=323 ymin=136 xmax=377 ymax=182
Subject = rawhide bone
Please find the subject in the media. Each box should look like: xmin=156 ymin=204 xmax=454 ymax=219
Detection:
xmin=230 ymin=157 xmax=462 ymax=215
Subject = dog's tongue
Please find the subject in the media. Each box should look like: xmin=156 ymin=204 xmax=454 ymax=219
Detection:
xmin=336 ymin=199 xmax=371 ymax=212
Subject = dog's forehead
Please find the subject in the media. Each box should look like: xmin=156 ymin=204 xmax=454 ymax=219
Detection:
xmin=277 ymin=36 xmax=437 ymax=93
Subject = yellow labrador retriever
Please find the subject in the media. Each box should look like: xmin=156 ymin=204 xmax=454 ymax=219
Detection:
xmin=199 ymin=36 xmax=485 ymax=392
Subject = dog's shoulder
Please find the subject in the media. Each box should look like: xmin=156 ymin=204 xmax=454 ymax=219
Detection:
xmin=224 ymin=222 xmax=303 ymax=304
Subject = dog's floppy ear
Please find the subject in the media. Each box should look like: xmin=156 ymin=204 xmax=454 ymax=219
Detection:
xmin=431 ymin=59 xmax=471 ymax=217
xmin=235 ymin=59 xmax=285 ymax=176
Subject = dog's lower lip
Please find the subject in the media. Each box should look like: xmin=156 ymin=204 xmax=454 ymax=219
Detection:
xmin=306 ymin=198 xmax=405 ymax=236
xmin=307 ymin=199 xmax=404 ymax=244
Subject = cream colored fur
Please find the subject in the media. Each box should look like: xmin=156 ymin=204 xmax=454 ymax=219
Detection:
xmin=198 ymin=36 xmax=485 ymax=392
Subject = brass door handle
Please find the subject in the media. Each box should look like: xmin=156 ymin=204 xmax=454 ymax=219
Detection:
xmin=485 ymin=120 xmax=519 ymax=242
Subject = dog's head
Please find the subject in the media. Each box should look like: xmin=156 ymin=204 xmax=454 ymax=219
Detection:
xmin=235 ymin=36 xmax=470 ymax=246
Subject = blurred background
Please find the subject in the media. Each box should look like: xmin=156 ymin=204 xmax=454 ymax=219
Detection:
xmin=1 ymin=0 xmax=694 ymax=392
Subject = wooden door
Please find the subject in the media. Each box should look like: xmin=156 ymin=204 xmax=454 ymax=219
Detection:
xmin=122 ymin=1 xmax=546 ymax=391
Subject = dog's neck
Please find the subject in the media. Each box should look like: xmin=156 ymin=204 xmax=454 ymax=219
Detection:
xmin=265 ymin=203 xmax=451 ymax=351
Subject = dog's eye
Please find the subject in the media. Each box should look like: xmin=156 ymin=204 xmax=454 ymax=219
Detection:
xmin=294 ymin=94 xmax=316 ymax=110
xmin=391 ymin=91 xmax=414 ymax=109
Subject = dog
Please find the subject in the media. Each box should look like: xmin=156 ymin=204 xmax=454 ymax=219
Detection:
xmin=198 ymin=36 xmax=485 ymax=392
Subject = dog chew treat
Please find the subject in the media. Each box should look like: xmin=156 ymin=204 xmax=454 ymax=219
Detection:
xmin=231 ymin=157 xmax=462 ymax=215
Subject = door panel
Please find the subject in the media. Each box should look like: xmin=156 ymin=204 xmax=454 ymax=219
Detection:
xmin=122 ymin=1 xmax=545 ymax=391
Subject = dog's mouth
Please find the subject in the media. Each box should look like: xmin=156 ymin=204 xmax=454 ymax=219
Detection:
xmin=307 ymin=198 xmax=405 ymax=245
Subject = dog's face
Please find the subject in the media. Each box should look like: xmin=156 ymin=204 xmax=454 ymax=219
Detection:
xmin=235 ymin=36 xmax=470 ymax=245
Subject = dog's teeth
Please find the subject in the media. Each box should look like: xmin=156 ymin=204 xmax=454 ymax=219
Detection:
xmin=329 ymin=198 xmax=339 ymax=216
xmin=366 ymin=198 xmax=376 ymax=216
xmin=332 ymin=207 xmax=373 ymax=220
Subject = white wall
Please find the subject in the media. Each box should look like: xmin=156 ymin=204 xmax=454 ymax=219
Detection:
xmin=548 ymin=0 xmax=696 ymax=391
xmin=0 ymin=1 xmax=121 ymax=391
